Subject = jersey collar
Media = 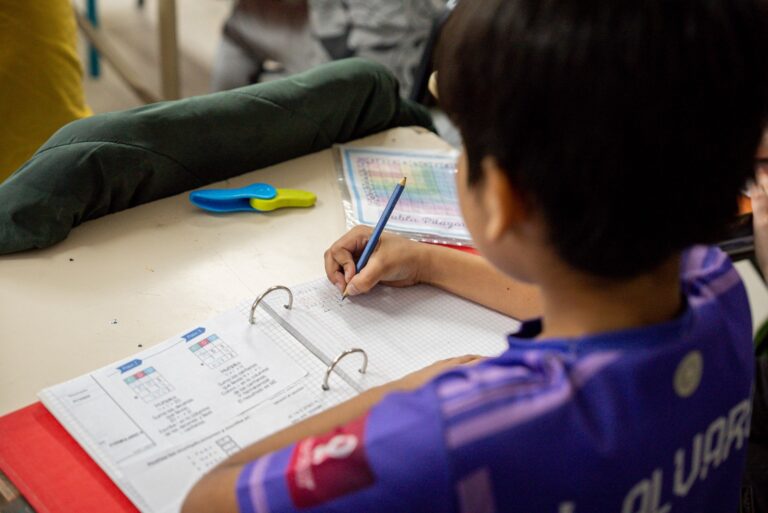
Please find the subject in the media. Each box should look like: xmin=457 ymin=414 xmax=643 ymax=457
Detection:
xmin=506 ymin=302 xmax=695 ymax=356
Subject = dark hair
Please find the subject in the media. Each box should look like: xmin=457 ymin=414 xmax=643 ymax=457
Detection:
xmin=436 ymin=0 xmax=768 ymax=278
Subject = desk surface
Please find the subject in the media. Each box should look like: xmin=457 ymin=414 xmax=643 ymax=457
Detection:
xmin=2 ymin=126 xmax=767 ymax=416
xmin=0 ymin=127 xmax=449 ymax=415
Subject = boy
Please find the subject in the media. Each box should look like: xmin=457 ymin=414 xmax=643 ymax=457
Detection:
xmin=183 ymin=0 xmax=768 ymax=511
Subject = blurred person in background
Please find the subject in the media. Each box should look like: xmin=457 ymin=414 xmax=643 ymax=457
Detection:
xmin=0 ymin=0 xmax=91 ymax=183
xmin=211 ymin=0 xmax=447 ymax=96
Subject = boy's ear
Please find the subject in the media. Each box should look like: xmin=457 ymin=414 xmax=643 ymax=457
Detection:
xmin=480 ymin=156 xmax=528 ymax=241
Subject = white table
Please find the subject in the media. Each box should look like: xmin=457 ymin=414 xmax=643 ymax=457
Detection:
xmin=0 ymin=127 xmax=448 ymax=415
xmin=2 ymin=125 xmax=767 ymax=416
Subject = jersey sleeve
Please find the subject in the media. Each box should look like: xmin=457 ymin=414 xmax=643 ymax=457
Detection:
xmin=236 ymin=383 xmax=455 ymax=513
xmin=680 ymin=245 xmax=752 ymax=354
xmin=680 ymin=246 xmax=749 ymax=307
xmin=680 ymin=244 xmax=751 ymax=295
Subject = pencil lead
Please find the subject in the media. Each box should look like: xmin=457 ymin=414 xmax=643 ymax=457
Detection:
xmin=399 ymin=177 xmax=407 ymax=186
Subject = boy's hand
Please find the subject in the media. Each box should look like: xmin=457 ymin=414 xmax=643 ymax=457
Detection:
xmin=751 ymin=167 xmax=768 ymax=276
xmin=324 ymin=226 xmax=431 ymax=296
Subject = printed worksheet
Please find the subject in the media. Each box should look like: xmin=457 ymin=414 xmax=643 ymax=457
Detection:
xmin=120 ymin=375 xmax=354 ymax=513
xmin=337 ymin=146 xmax=471 ymax=242
xmin=40 ymin=303 xmax=356 ymax=513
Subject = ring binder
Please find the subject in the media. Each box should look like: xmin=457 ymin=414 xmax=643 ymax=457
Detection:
xmin=249 ymin=285 xmax=293 ymax=324
xmin=40 ymin=274 xmax=515 ymax=512
xmin=322 ymin=348 xmax=368 ymax=391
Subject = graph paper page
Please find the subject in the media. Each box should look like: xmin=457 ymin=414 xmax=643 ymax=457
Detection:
xmin=266 ymin=279 xmax=520 ymax=389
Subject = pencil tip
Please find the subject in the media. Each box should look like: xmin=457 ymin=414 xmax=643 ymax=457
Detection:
xmin=399 ymin=177 xmax=407 ymax=186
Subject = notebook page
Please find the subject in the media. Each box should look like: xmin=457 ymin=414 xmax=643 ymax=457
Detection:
xmin=266 ymin=279 xmax=520 ymax=388
xmin=40 ymin=301 xmax=356 ymax=513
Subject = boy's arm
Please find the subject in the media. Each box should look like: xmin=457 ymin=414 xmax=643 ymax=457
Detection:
xmin=181 ymin=355 xmax=479 ymax=513
xmin=181 ymin=387 xmax=389 ymax=513
xmin=421 ymin=242 xmax=543 ymax=319
xmin=325 ymin=227 xmax=543 ymax=319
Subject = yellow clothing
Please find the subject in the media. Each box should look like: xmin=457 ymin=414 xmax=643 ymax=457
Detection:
xmin=0 ymin=0 xmax=91 ymax=182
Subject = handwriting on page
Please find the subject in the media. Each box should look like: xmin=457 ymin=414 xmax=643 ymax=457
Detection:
xmin=293 ymin=285 xmax=348 ymax=313
xmin=274 ymin=279 xmax=520 ymax=387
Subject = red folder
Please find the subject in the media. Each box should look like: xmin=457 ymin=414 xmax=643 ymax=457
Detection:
xmin=0 ymin=402 xmax=138 ymax=513
xmin=433 ymin=243 xmax=478 ymax=255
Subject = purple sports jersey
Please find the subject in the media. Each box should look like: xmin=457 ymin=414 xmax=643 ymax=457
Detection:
xmin=237 ymin=245 xmax=754 ymax=513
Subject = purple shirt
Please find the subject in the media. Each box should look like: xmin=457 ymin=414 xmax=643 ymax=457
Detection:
xmin=237 ymin=245 xmax=754 ymax=512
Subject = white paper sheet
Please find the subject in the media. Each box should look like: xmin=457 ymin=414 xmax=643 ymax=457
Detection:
xmin=40 ymin=302 xmax=355 ymax=513
xmin=268 ymin=279 xmax=519 ymax=388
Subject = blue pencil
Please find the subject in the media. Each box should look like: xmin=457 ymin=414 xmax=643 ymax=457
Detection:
xmin=342 ymin=176 xmax=407 ymax=299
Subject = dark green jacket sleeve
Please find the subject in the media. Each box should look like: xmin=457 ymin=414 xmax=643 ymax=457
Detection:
xmin=0 ymin=58 xmax=434 ymax=254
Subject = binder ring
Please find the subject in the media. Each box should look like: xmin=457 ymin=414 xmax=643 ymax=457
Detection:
xmin=249 ymin=285 xmax=293 ymax=324
xmin=322 ymin=348 xmax=368 ymax=391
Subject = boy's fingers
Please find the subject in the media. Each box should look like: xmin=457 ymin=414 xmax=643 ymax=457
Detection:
xmin=331 ymin=247 xmax=358 ymax=283
xmin=324 ymin=246 xmax=356 ymax=281
xmin=350 ymin=225 xmax=374 ymax=239
xmin=323 ymin=248 xmax=340 ymax=282
xmin=343 ymin=261 xmax=356 ymax=282
xmin=757 ymin=167 xmax=768 ymax=189
xmin=345 ymin=261 xmax=384 ymax=296
xmin=445 ymin=355 xmax=483 ymax=365
xmin=345 ymin=276 xmax=374 ymax=297
xmin=752 ymin=182 xmax=767 ymax=202
xmin=331 ymin=271 xmax=346 ymax=293
xmin=753 ymin=167 xmax=768 ymax=206
xmin=342 ymin=226 xmax=373 ymax=253
xmin=463 ymin=355 xmax=487 ymax=366
xmin=325 ymin=227 xmax=399 ymax=294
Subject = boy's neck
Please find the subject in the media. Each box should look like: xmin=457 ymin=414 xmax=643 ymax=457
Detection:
xmin=535 ymin=254 xmax=683 ymax=340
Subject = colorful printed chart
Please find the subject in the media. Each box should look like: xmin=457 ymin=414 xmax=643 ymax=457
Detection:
xmin=188 ymin=334 xmax=236 ymax=369
xmin=124 ymin=367 xmax=173 ymax=403
xmin=338 ymin=147 xmax=471 ymax=242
